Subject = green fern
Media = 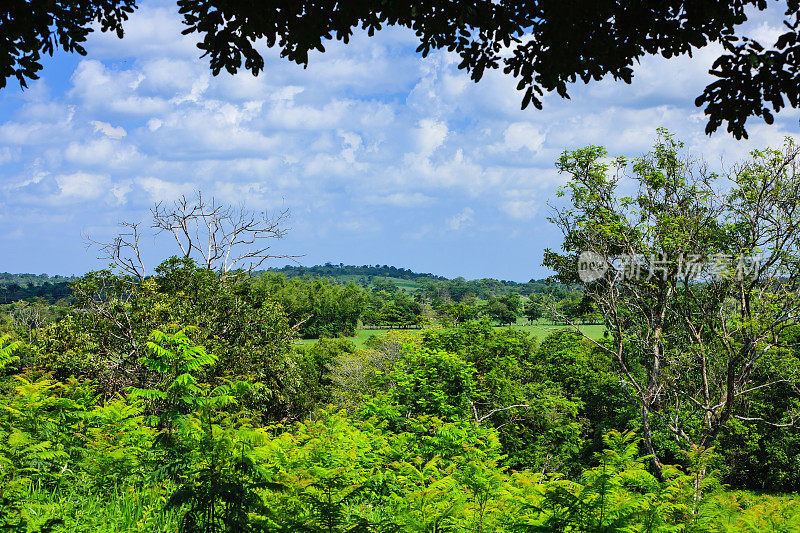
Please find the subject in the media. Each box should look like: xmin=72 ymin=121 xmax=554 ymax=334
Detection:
xmin=0 ymin=335 xmax=22 ymax=372
xmin=130 ymin=327 xmax=220 ymax=433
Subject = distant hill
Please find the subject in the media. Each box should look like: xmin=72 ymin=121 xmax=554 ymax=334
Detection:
xmin=266 ymin=263 xmax=447 ymax=281
xmin=0 ymin=273 xmax=78 ymax=304
xmin=263 ymin=264 xmax=562 ymax=299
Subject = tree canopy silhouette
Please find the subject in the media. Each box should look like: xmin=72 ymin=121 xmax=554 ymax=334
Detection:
xmin=4 ymin=0 xmax=800 ymax=138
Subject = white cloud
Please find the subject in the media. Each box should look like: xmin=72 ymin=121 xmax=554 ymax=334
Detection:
xmin=338 ymin=130 xmax=363 ymax=163
xmin=366 ymin=192 xmax=435 ymax=207
xmin=499 ymin=123 xmax=545 ymax=152
xmin=0 ymin=146 xmax=19 ymax=165
xmin=55 ymin=172 xmax=110 ymax=200
xmin=3 ymin=170 xmax=48 ymax=192
xmin=414 ymin=119 xmax=448 ymax=157
xmin=748 ymin=21 xmax=785 ymax=45
xmin=501 ymin=193 xmax=540 ymax=220
xmin=64 ymin=138 xmax=140 ymax=167
xmin=110 ymin=180 xmax=133 ymax=205
xmin=447 ymin=207 xmax=474 ymax=231
xmin=265 ymin=99 xmax=353 ymax=130
xmin=86 ymin=5 xmax=201 ymax=60
xmin=91 ymin=120 xmax=126 ymax=139
xmin=137 ymin=176 xmax=193 ymax=202
xmin=70 ymin=60 xmax=170 ymax=115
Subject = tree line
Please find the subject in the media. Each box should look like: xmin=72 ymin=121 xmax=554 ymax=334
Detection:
xmin=1 ymin=268 xmax=596 ymax=332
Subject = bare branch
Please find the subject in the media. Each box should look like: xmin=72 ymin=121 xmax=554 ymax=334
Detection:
xmin=469 ymin=400 xmax=532 ymax=424
xmin=85 ymin=221 xmax=147 ymax=279
xmin=151 ymin=191 xmax=300 ymax=272
xmin=88 ymin=191 xmax=302 ymax=276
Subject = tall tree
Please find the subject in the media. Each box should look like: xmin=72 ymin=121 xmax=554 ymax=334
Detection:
xmin=544 ymin=130 xmax=800 ymax=475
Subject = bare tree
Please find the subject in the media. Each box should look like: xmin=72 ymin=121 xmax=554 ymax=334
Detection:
xmin=11 ymin=301 xmax=47 ymax=343
xmin=151 ymin=191 xmax=295 ymax=272
xmin=88 ymin=191 xmax=298 ymax=275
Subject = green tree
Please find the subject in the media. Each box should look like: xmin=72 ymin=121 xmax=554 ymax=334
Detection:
xmin=387 ymin=346 xmax=476 ymax=420
xmin=130 ymin=328 xmax=275 ymax=533
xmin=444 ymin=302 xmax=479 ymax=325
xmin=481 ymin=297 xmax=518 ymax=326
xmin=366 ymin=290 xmax=422 ymax=328
xmin=544 ymin=130 xmax=800 ymax=475
xmin=371 ymin=279 xmax=399 ymax=294
xmin=255 ymin=274 xmax=368 ymax=338
xmin=0 ymin=335 xmax=21 ymax=373
xmin=420 ymin=321 xmax=586 ymax=472
xmin=294 ymin=337 xmax=357 ymax=413
xmin=59 ymin=257 xmax=297 ymax=419
xmin=522 ymin=298 xmax=544 ymax=323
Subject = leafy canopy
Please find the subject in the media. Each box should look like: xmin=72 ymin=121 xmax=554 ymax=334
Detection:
xmin=4 ymin=1 xmax=800 ymax=138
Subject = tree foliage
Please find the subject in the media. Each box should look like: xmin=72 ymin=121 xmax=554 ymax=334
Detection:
xmin=57 ymin=257 xmax=298 ymax=420
xmin=0 ymin=0 xmax=135 ymax=89
xmin=545 ymin=130 xmax=800 ymax=475
xmin=0 ymin=319 xmax=798 ymax=530
xmin=255 ymin=274 xmax=368 ymax=338
xmin=5 ymin=1 xmax=800 ymax=137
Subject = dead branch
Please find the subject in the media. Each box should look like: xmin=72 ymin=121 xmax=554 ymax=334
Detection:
xmin=85 ymin=221 xmax=147 ymax=279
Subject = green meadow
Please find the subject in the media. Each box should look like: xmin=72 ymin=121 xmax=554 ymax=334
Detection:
xmin=298 ymin=322 xmax=608 ymax=349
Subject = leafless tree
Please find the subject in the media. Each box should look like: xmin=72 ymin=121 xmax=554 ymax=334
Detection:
xmin=11 ymin=301 xmax=48 ymax=343
xmin=151 ymin=191 xmax=295 ymax=272
xmin=88 ymin=191 xmax=298 ymax=275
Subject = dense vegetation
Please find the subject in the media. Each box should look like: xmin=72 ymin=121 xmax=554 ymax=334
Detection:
xmin=267 ymin=264 xmax=446 ymax=282
xmin=0 ymin=258 xmax=797 ymax=531
xmin=1 ymin=135 xmax=798 ymax=530
xmin=0 ymin=274 xmax=75 ymax=305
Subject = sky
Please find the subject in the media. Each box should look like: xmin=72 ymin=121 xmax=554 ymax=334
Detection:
xmin=1 ymin=2 xmax=798 ymax=281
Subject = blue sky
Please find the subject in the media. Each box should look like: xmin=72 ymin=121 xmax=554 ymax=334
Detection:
xmin=1 ymin=2 xmax=798 ymax=281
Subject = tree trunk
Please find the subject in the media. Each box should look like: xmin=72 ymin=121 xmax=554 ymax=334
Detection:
xmin=640 ymin=402 xmax=663 ymax=479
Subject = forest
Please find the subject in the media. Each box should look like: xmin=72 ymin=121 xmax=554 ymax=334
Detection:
xmin=0 ymin=134 xmax=798 ymax=532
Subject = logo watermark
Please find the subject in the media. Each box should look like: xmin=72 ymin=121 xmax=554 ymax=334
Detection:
xmin=577 ymin=252 xmax=761 ymax=282
xmin=578 ymin=251 xmax=609 ymax=282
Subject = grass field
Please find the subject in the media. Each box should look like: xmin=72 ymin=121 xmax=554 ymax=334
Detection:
xmin=297 ymin=323 xmax=607 ymax=349
xmin=518 ymin=323 xmax=607 ymax=341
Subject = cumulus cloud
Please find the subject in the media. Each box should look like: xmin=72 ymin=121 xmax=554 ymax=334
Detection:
xmin=414 ymin=119 xmax=449 ymax=157
xmin=501 ymin=196 xmax=539 ymax=221
xmin=64 ymin=138 xmax=139 ymax=167
xmin=56 ymin=172 xmax=111 ymax=200
xmin=137 ymin=176 xmax=194 ymax=202
xmin=0 ymin=1 xmax=795 ymax=278
xmin=70 ymin=60 xmax=169 ymax=115
xmin=497 ymin=123 xmax=545 ymax=153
